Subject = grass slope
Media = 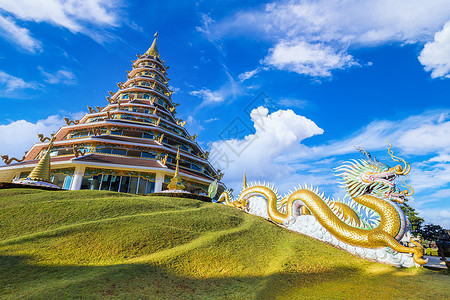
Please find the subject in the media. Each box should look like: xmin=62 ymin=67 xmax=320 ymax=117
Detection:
xmin=0 ymin=189 xmax=448 ymax=299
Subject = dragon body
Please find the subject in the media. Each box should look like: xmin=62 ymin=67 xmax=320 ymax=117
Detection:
xmin=218 ymin=146 xmax=426 ymax=267
xmin=1 ymin=154 xmax=25 ymax=165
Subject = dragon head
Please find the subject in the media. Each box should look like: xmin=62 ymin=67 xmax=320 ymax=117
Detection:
xmin=335 ymin=143 xmax=413 ymax=204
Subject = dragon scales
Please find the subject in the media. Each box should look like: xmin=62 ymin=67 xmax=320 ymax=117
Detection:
xmin=217 ymin=144 xmax=426 ymax=267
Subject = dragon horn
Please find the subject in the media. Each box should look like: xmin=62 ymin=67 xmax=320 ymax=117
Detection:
xmin=401 ymin=177 xmax=414 ymax=197
xmin=356 ymin=146 xmax=378 ymax=163
xmin=386 ymin=140 xmax=411 ymax=175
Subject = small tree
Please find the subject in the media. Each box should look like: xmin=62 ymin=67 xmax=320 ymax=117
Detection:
xmin=420 ymin=223 xmax=448 ymax=242
xmin=400 ymin=203 xmax=424 ymax=236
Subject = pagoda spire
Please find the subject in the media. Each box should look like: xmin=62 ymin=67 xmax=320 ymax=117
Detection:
xmin=167 ymin=147 xmax=185 ymax=190
xmin=27 ymin=135 xmax=56 ymax=182
xmin=145 ymin=32 xmax=159 ymax=58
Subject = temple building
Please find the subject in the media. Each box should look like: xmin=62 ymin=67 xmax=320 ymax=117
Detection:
xmin=0 ymin=33 xmax=224 ymax=195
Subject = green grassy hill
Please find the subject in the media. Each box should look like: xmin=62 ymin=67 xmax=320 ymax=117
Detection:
xmin=0 ymin=189 xmax=448 ymax=299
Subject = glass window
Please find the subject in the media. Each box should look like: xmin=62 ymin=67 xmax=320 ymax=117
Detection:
xmin=109 ymin=176 xmax=121 ymax=192
xmin=129 ymin=177 xmax=139 ymax=194
xmin=145 ymin=182 xmax=155 ymax=194
xmin=127 ymin=150 xmax=141 ymax=157
xmin=63 ymin=176 xmax=73 ymax=190
xmin=80 ymin=176 xmax=91 ymax=190
xmin=191 ymin=163 xmax=202 ymax=171
xmin=141 ymin=151 xmax=156 ymax=158
xmin=143 ymin=132 xmax=153 ymax=139
xmin=120 ymin=176 xmax=130 ymax=193
xmin=51 ymin=174 xmax=66 ymax=188
xmin=100 ymin=175 xmax=112 ymax=190
xmin=90 ymin=175 xmax=101 ymax=190
xmin=96 ymin=147 xmax=112 ymax=154
xmin=111 ymin=149 xmax=127 ymax=156
xmin=138 ymin=178 xmax=148 ymax=194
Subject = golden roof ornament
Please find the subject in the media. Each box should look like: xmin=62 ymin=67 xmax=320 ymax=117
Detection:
xmin=167 ymin=147 xmax=185 ymax=190
xmin=145 ymin=32 xmax=159 ymax=58
xmin=27 ymin=135 xmax=56 ymax=182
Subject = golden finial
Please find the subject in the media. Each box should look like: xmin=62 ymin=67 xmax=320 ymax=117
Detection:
xmin=243 ymin=171 xmax=247 ymax=189
xmin=145 ymin=31 xmax=159 ymax=58
xmin=167 ymin=146 xmax=185 ymax=190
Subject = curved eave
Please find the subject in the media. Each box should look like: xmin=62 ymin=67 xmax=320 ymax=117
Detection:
xmin=127 ymin=66 xmax=168 ymax=83
xmin=111 ymin=87 xmax=173 ymax=109
xmin=133 ymin=57 xmax=167 ymax=70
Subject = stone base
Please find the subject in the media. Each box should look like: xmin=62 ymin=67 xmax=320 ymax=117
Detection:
xmin=12 ymin=179 xmax=61 ymax=190
xmin=0 ymin=181 xmax=61 ymax=191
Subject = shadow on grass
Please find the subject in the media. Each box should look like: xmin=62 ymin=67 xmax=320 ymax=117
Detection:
xmin=0 ymin=254 xmax=363 ymax=299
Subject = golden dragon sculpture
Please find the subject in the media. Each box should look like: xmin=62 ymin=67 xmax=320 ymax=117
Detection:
xmin=218 ymin=144 xmax=426 ymax=266
xmin=1 ymin=154 xmax=26 ymax=165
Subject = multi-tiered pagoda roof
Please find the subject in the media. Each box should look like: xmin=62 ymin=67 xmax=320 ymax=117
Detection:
xmin=0 ymin=33 xmax=223 ymax=195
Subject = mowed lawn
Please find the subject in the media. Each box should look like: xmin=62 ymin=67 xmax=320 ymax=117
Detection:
xmin=0 ymin=189 xmax=448 ymax=299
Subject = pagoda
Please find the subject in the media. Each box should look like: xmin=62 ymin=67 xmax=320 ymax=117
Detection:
xmin=0 ymin=33 xmax=224 ymax=195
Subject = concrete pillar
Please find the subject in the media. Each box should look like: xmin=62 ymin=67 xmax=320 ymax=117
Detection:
xmin=154 ymin=173 xmax=164 ymax=192
xmin=70 ymin=165 xmax=86 ymax=190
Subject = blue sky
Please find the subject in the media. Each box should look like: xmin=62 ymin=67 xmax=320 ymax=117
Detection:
xmin=0 ymin=1 xmax=449 ymax=228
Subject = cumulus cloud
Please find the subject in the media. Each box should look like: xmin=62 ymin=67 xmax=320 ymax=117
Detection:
xmin=205 ymin=0 xmax=450 ymax=78
xmin=419 ymin=21 xmax=450 ymax=78
xmin=264 ymin=40 xmax=358 ymax=77
xmin=209 ymin=106 xmax=324 ymax=190
xmin=0 ymin=115 xmax=64 ymax=160
xmin=0 ymin=0 xmax=121 ymax=51
xmin=0 ymin=70 xmax=38 ymax=92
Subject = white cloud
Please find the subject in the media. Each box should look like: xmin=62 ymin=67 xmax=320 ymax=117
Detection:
xmin=205 ymin=118 xmax=219 ymax=123
xmin=278 ymin=98 xmax=308 ymax=108
xmin=264 ymin=40 xmax=358 ymax=77
xmin=0 ymin=111 xmax=84 ymax=161
xmin=418 ymin=208 xmax=450 ymax=229
xmin=209 ymin=106 xmax=324 ymax=191
xmin=0 ymin=70 xmax=38 ymax=92
xmin=190 ymin=88 xmax=224 ymax=103
xmin=0 ymin=0 xmax=121 ymax=51
xmin=0 ymin=115 xmax=64 ymax=160
xmin=39 ymin=67 xmax=77 ymax=85
xmin=419 ymin=20 xmax=450 ymax=78
xmin=238 ymin=68 xmax=260 ymax=82
xmin=190 ymin=68 xmax=243 ymax=105
xmin=278 ymin=109 xmax=450 ymax=163
xmin=0 ymin=15 xmax=41 ymax=53
xmin=0 ymin=0 xmax=118 ymax=30
xmin=207 ymin=0 xmax=450 ymax=78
